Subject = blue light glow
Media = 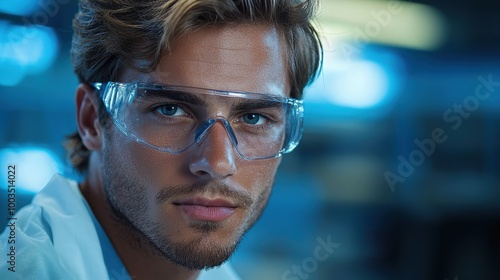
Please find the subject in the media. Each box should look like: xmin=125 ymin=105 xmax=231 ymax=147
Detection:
xmin=304 ymin=47 xmax=403 ymax=116
xmin=0 ymin=147 xmax=62 ymax=192
xmin=0 ymin=21 xmax=59 ymax=86
xmin=328 ymin=61 xmax=389 ymax=108
xmin=0 ymin=0 xmax=39 ymax=16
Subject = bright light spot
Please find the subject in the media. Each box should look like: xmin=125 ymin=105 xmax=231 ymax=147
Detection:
xmin=316 ymin=0 xmax=446 ymax=51
xmin=328 ymin=61 xmax=389 ymax=108
xmin=10 ymin=25 xmax=59 ymax=73
xmin=0 ymin=147 xmax=62 ymax=193
xmin=306 ymin=55 xmax=391 ymax=109
xmin=0 ymin=0 xmax=39 ymax=16
xmin=0 ymin=22 xmax=59 ymax=86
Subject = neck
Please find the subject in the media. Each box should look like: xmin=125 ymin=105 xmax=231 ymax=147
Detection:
xmin=80 ymin=153 xmax=200 ymax=280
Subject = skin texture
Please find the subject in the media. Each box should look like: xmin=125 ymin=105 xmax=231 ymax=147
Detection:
xmin=77 ymin=23 xmax=290 ymax=280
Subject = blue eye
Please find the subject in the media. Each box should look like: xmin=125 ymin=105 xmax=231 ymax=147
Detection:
xmin=242 ymin=113 xmax=266 ymax=125
xmin=156 ymin=104 xmax=186 ymax=116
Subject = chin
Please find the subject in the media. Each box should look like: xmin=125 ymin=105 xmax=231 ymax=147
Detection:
xmin=152 ymin=230 xmax=240 ymax=270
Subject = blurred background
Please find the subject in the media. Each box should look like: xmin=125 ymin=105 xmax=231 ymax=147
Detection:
xmin=1 ymin=0 xmax=499 ymax=279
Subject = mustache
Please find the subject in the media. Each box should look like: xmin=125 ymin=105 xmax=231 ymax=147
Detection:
xmin=155 ymin=180 xmax=253 ymax=207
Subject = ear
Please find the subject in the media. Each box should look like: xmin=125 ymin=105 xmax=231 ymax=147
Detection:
xmin=76 ymin=83 xmax=103 ymax=151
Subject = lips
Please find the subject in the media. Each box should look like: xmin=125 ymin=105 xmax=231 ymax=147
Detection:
xmin=173 ymin=197 xmax=236 ymax=222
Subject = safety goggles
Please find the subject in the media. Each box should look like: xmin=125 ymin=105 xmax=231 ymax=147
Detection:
xmin=94 ymin=82 xmax=304 ymax=160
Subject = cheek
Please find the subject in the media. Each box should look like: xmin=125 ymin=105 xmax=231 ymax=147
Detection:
xmin=238 ymin=158 xmax=282 ymax=192
xmin=107 ymin=131 xmax=190 ymax=191
xmin=129 ymin=147 xmax=181 ymax=176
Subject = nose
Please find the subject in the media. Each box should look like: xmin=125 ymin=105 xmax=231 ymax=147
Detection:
xmin=189 ymin=119 xmax=237 ymax=179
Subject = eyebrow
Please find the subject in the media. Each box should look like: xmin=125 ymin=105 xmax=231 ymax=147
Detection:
xmin=232 ymin=99 xmax=285 ymax=112
xmin=137 ymin=89 xmax=207 ymax=106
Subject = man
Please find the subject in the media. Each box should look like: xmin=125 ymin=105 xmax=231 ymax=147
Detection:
xmin=0 ymin=0 xmax=322 ymax=279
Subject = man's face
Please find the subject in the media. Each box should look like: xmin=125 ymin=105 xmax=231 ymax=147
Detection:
xmin=101 ymin=24 xmax=290 ymax=269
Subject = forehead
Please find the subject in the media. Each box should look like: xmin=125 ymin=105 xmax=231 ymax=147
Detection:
xmin=123 ymin=24 xmax=290 ymax=98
